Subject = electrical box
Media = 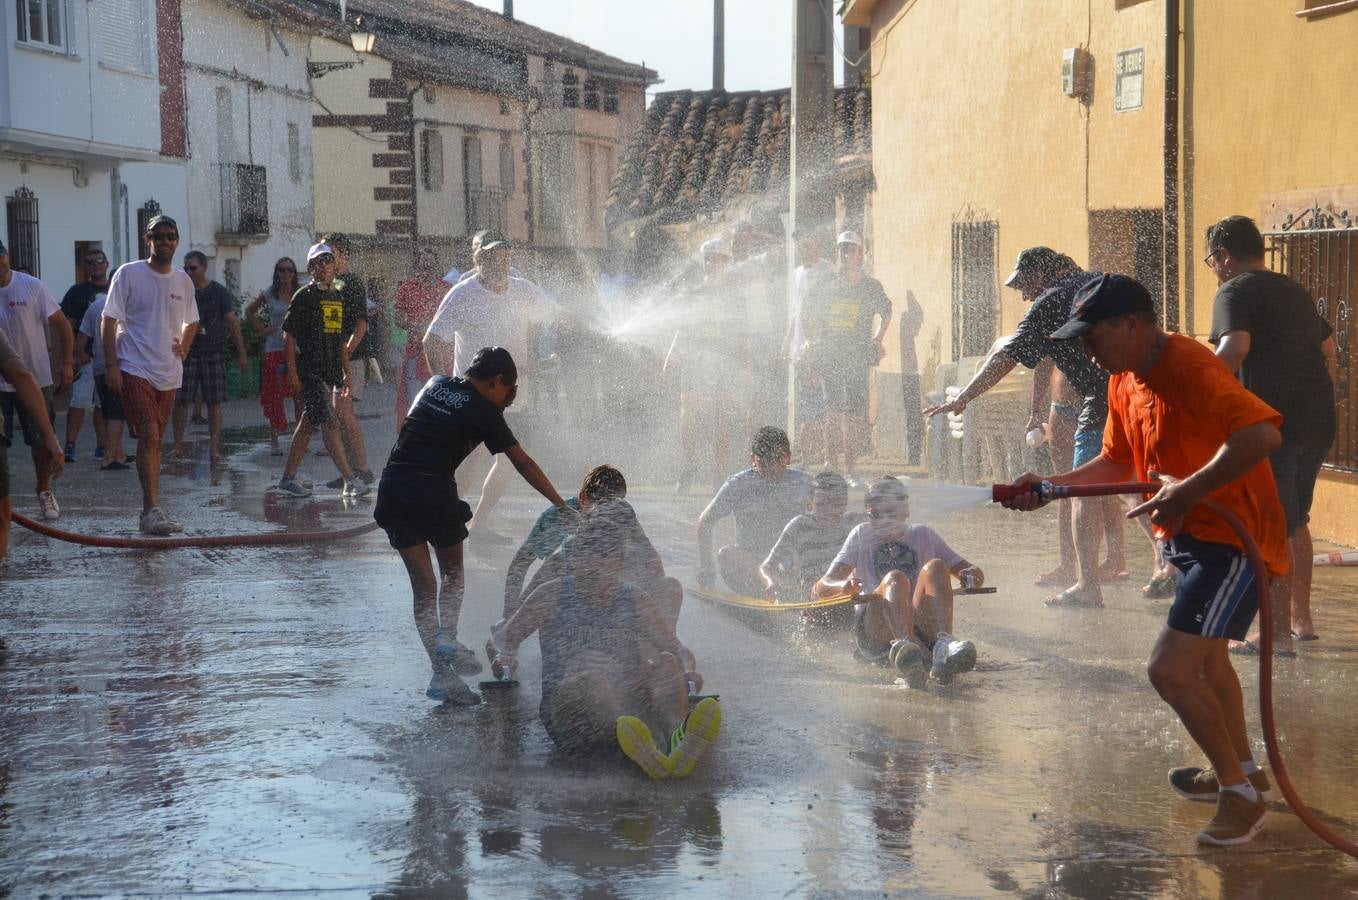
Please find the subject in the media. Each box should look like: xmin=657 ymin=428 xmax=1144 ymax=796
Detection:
xmin=1061 ymin=48 xmax=1079 ymax=97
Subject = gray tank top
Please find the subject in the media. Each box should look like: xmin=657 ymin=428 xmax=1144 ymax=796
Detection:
xmin=263 ymin=293 xmax=290 ymax=354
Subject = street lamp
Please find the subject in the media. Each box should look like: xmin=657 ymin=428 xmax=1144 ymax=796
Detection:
xmin=350 ymin=16 xmax=375 ymax=54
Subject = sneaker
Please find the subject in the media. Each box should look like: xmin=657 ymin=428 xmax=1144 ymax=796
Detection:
xmin=358 ymin=469 xmax=376 ymax=485
xmin=667 ymin=697 xmax=723 ymax=778
xmin=276 ymin=476 xmax=313 ymax=498
xmin=342 ymin=478 xmax=372 ymax=498
xmin=1169 ymin=765 xmax=1276 ymax=803
xmin=139 ymin=507 xmax=183 ymax=535
xmin=930 ymin=632 xmax=978 ymax=685
xmin=1197 ymin=789 xmax=1268 ymax=846
xmin=616 ymin=716 xmax=673 ymax=780
xmin=63 ymin=442 xmax=76 ymax=463
xmin=888 ymin=639 xmax=929 ymax=689
xmin=433 ymin=631 xmax=484 ymax=676
xmin=37 ymin=491 xmax=60 ymax=521
xmin=426 ymin=670 xmax=481 ymax=705
xmin=325 ymin=475 xmax=345 ymax=489
xmin=94 ymin=446 xmax=106 ymax=462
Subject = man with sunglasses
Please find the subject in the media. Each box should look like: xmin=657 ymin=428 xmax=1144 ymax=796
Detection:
xmin=102 ymin=215 xmax=199 ymax=535
xmin=60 ymin=249 xmax=111 ymax=462
xmin=169 ymin=251 xmax=247 ymax=463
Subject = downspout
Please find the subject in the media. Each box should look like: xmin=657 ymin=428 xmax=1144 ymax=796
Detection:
xmin=407 ymin=81 xmax=423 ymax=262
xmin=1163 ymin=0 xmax=1181 ymax=331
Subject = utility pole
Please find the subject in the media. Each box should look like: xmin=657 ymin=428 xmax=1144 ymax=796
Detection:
xmin=713 ymin=0 xmax=725 ymax=92
xmin=790 ymin=0 xmax=835 ymax=237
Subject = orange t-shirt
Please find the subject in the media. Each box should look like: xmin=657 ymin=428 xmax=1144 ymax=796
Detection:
xmin=1102 ymin=334 xmax=1289 ymax=578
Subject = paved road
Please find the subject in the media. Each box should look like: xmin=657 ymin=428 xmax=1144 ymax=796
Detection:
xmin=4 ymin=383 xmax=1358 ymax=897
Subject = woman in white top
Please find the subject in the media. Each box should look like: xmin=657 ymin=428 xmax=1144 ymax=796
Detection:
xmin=246 ymin=257 xmax=300 ymax=454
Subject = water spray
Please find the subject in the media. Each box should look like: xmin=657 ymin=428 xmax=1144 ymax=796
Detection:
xmin=992 ymin=478 xmax=1358 ymax=859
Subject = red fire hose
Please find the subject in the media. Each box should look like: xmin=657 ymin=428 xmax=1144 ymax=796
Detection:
xmin=10 ymin=509 xmax=378 ymax=549
xmin=993 ymin=479 xmax=1358 ymax=857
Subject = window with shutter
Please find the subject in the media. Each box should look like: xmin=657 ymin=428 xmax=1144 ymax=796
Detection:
xmin=101 ymin=0 xmax=150 ymax=72
xmin=422 ymin=130 xmax=444 ymax=192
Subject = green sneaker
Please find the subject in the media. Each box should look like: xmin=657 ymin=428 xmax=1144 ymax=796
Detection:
xmin=617 ymin=716 xmax=673 ymax=780
xmin=1169 ymin=765 xmax=1276 ymax=803
xmin=667 ymin=697 xmax=723 ymax=778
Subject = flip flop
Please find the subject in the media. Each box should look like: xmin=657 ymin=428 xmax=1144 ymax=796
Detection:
xmin=1044 ymin=587 xmax=1105 ymax=609
xmin=1142 ymin=573 xmax=1177 ymax=599
xmin=666 ymin=697 xmax=722 ymax=779
xmin=616 ymin=716 xmax=673 ymax=780
xmin=100 ymin=461 xmax=130 ymax=471
xmin=1292 ymin=631 xmax=1321 ymax=642
xmin=1229 ymin=639 xmax=1298 ymax=658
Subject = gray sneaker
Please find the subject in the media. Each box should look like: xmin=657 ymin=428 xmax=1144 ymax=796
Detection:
xmin=139 ymin=507 xmax=183 ymax=536
xmin=276 ymin=476 xmax=312 ymax=498
xmin=426 ymin=669 xmax=481 ymax=705
xmin=889 ymin=639 xmax=929 ymax=689
xmin=434 ymin=631 xmax=484 ymax=676
xmin=930 ymin=632 xmax=977 ymax=684
xmin=37 ymin=490 xmax=60 ymax=521
xmin=342 ymin=478 xmax=372 ymax=498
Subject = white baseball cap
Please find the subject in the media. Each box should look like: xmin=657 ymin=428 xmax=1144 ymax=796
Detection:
xmin=306 ymin=242 xmax=335 ymax=262
xmin=837 ymin=230 xmax=863 ymax=247
xmin=700 ymin=237 xmax=732 ymax=259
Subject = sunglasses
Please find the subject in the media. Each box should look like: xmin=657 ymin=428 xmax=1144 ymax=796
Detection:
xmin=150 ymin=232 xmax=179 ymax=243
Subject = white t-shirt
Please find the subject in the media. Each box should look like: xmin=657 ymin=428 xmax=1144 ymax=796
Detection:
xmin=425 ymin=274 xmax=560 ymax=377
xmin=788 ymin=259 xmax=832 ymax=361
xmin=832 ymin=522 xmax=964 ymax=589
xmin=0 ymin=270 xmax=60 ymax=391
xmin=78 ymin=293 xmax=110 ymax=375
xmin=103 ymin=261 xmax=199 ymax=390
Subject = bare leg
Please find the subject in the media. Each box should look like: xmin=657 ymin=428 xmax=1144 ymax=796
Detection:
xmin=1202 ymin=642 xmax=1254 ymax=763
xmin=1098 ymin=496 xmax=1127 ymax=577
xmin=1058 ymin=497 xmax=1103 ymax=603
xmin=910 ymin=558 xmax=955 ymax=639
xmin=1290 ymin=526 xmax=1316 ymax=637
xmin=170 ymin=404 xmax=189 ymax=457
xmin=92 ymin=409 xmax=106 ymax=455
xmin=31 ymin=443 xmax=53 ymax=494
xmin=318 ymin=421 xmax=354 ymax=481
xmin=104 ymin=419 xmax=127 ymax=465
xmin=398 ymin=543 xmax=440 ymax=665
xmin=136 ymin=419 xmax=165 ymax=513
xmin=824 ymin=412 xmax=846 ymax=473
xmin=470 ymin=454 xmax=513 ymax=532
xmin=641 ymin=651 xmax=691 ymax=736
xmin=433 ymin=542 xmax=466 ymax=638
xmin=208 ymin=402 xmax=224 ymax=460
xmin=1147 ymin=628 xmax=1246 ymax=788
xmin=862 ymin=570 xmax=916 ymax=649
xmin=844 ymin=414 xmax=866 ymax=474
xmin=334 ymin=396 xmax=370 ymax=472
xmin=65 ymin=406 xmax=86 ymax=447
xmin=282 ymin=417 xmax=315 ymax=480
xmin=716 ymin=546 xmax=764 ymax=596
xmin=1041 ymin=413 xmax=1077 ymax=584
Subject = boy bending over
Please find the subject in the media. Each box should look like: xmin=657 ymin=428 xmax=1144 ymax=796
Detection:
xmin=760 ymin=471 xmax=856 ymax=626
xmin=815 ymin=477 xmax=984 ymax=687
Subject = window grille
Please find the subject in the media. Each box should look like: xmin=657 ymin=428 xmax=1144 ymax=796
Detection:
xmin=5 ymin=186 xmax=40 ymax=276
xmin=603 ymin=82 xmax=620 ymax=115
xmin=562 ymin=71 xmax=579 ymax=109
xmin=219 ymin=165 xmax=269 ymax=235
xmin=950 ymin=219 xmax=998 ymax=359
xmin=583 ymin=78 xmax=599 ymax=111
xmin=421 ymin=130 xmax=444 ymax=192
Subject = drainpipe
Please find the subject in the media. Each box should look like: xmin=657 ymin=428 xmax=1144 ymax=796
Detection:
xmin=407 ymin=81 xmax=423 ymax=263
xmin=1163 ymin=0 xmax=1180 ymax=331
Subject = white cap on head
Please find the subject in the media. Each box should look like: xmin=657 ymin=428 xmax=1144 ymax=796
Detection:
xmin=837 ymin=230 xmax=863 ymax=247
xmin=306 ymin=242 xmax=335 ymax=262
xmin=700 ymin=237 xmax=732 ymax=259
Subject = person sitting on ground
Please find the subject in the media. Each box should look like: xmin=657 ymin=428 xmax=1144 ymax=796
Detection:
xmin=0 ymin=327 xmax=65 ymax=565
xmin=502 ymin=464 xmax=683 ymax=627
xmin=488 ymin=509 xmax=721 ymax=781
xmin=274 ymin=243 xmax=368 ymax=499
xmin=759 ymin=471 xmax=857 ymax=626
xmin=813 ymin=476 xmax=984 ymax=688
xmin=374 ymin=346 xmax=572 ymax=706
xmin=697 ymin=426 xmax=813 ymax=596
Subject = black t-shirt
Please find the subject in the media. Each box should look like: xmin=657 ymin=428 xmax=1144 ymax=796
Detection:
xmin=385 ymin=375 xmax=518 ymax=479
xmin=282 ymin=282 xmax=354 ymax=384
xmin=187 ymin=281 xmax=235 ymax=359
xmin=1005 ymin=268 xmax=1110 ymax=432
xmin=1210 ymin=270 xmax=1336 ymax=440
xmin=803 ymin=273 xmax=892 ymax=370
xmin=60 ymin=281 xmax=106 ymax=330
xmin=337 ymin=270 xmax=373 ymax=359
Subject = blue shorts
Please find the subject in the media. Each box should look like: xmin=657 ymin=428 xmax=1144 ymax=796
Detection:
xmin=1163 ymin=535 xmax=1258 ymax=640
xmin=1072 ymin=425 xmax=1102 ymax=468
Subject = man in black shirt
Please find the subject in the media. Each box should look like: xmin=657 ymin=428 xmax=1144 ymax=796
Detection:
xmin=323 ymin=234 xmax=373 ymax=487
xmin=1208 ymin=215 xmax=1337 ymax=652
xmin=274 ymin=243 xmax=367 ymax=499
xmin=925 ymin=247 xmax=1125 ymax=608
xmin=59 ymin=249 xmax=109 ymax=461
xmin=170 ymin=251 xmax=247 ymax=462
xmin=374 ymin=346 xmax=572 ymax=706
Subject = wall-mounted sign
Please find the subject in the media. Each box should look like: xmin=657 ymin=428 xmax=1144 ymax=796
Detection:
xmin=1115 ymin=48 xmax=1145 ymax=112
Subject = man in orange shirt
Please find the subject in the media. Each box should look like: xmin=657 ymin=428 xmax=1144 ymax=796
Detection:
xmin=1000 ymin=274 xmax=1287 ymax=847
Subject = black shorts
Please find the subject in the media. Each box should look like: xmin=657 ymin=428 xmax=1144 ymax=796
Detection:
xmin=299 ymin=374 xmax=337 ymax=427
xmin=0 ymin=430 xmax=10 ymax=499
xmin=373 ymin=471 xmax=473 ymax=550
xmin=94 ymin=374 xmax=125 ymax=421
xmin=0 ymin=386 xmax=55 ymax=447
xmin=1163 ymin=535 xmax=1259 ymax=640
xmin=1271 ymin=432 xmax=1332 ymax=534
xmin=820 ymin=369 xmax=870 ymax=419
xmin=177 ymin=353 xmax=228 ymax=405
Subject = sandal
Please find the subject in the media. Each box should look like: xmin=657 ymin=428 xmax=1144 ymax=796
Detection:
xmin=1292 ymin=630 xmax=1320 ymax=642
xmin=1044 ymin=587 xmax=1105 ymax=609
xmin=1142 ymin=572 xmax=1177 ymax=599
xmin=1229 ymin=639 xmax=1298 ymax=659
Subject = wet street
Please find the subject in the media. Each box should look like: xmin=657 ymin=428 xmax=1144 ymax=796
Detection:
xmin=4 ymin=384 xmax=1358 ymax=898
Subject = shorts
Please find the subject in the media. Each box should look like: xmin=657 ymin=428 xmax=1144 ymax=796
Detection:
xmin=373 ymin=471 xmax=473 ymax=550
xmin=820 ymin=369 xmax=870 ymax=419
xmin=1271 ymin=433 xmax=1332 ymax=535
xmin=1072 ymin=425 xmax=1102 ymax=468
xmin=70 ymin=363 xmax=97 ymax=409
xmin=1051 ymin=401 xmax=1079 ymax=423
xmin=0 ymin=431 xmax=10 ymax=499
xmin=94 ymin=374 xmax=125 ymax=421
xmin=0 ymin=386 xmax=56 ymax=447
xmin=853 ymin=602 xmax=931 ymax=663
xmin=176 ymin=353 xmax=228 ymax=406
xmin=1163 ymin=534 xmax=1258 ymax=640
xmin=121 ymin=373 xmax=175 ymax=440
xmin=795 ymin=365 xmax=825 ymax=423
xmin=335 ymin=358 xmax=368 ymax=402
xmin=299 ymin=374 xmax=337 ymax=427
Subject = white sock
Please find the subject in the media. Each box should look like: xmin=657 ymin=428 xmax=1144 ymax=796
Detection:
xmin=1221 ymin=782 xmax=1259 ymax=802
xmin=1241 ymin=759 xmax=1261 ymax=776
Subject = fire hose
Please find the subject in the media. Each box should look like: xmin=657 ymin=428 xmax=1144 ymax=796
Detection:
xmin=992 ymin=479 xmax=1358 ymax=858
xmin=10 ymin=509 xmax=378 ymax=549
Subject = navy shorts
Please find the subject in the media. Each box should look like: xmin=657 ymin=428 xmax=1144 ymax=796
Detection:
xmin=0 ymin=386 xmax=55 ymax=448
xmin=1163 ymin=534 xmax=1258 ymax=640
xmin=373 ymin=471 xmax=473 ymax=550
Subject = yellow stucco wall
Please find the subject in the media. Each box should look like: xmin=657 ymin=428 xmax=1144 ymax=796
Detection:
xmin=310 ymin=37 xmax=394 ymax=236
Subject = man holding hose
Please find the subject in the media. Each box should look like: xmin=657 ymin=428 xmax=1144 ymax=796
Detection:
xmin=999 ymin=274 xmax=1288 ymax=847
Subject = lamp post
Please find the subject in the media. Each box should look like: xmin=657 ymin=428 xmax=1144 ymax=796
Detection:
xmin=307 ymin=14 xmax=374 ymax=77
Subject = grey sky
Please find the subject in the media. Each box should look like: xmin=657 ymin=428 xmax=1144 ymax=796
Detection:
xmin=466 ymin=0 xmax=799 ymax=97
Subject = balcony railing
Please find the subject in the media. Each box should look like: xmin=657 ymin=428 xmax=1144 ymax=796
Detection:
xmin=219 ymin=163 xmax=269 ymax=236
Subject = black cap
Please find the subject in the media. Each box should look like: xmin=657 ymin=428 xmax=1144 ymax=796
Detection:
xmin=145 ymin=214 xmax=178 ymax=234
xmin=475 ymin=229 xmax=511 ymax=252
xmin=1049 ymin=274 xmax=1155 ymax=340
xmin=1004 ymin=246 xmax=1067 ymax=288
